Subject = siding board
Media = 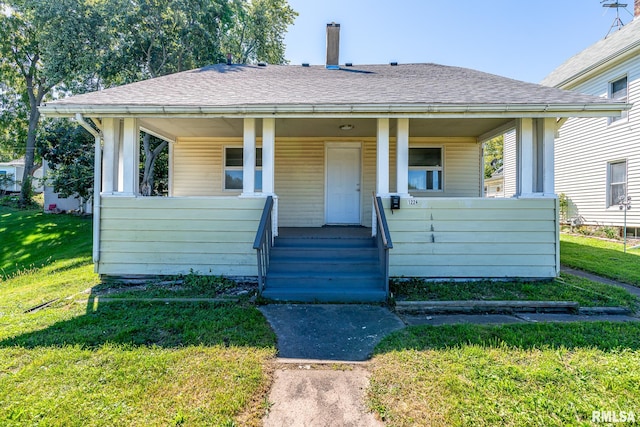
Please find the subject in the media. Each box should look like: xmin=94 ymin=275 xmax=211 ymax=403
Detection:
xmin=98 ymin=196 xmax=263 ymax=276
xmin=386 ymin=197 xmax=558 ymax=278
xmin=555 ymin=55 xmax=640 ymax=227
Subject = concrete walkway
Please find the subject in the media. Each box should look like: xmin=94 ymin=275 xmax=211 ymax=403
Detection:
xmin=561 ymin=265 xmax=640 ymax=298
xmin=259 ymin=276 xmax=640 ymax=427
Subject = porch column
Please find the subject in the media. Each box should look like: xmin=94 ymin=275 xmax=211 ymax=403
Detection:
xmin=262 ymin=118 xmax=275 ymax=194
xmin=396 ymin=118 xmax=409 ymax=196
xmin=121 ymin=118 xmax=139 ymax=196
xmin=242 ymin=118 xmax=256 ymax=196
xmin=516 ymin=118 xmax=534 ymax=196
xmin=542 ymin=117 xmax=556 ymax=195
xmin=101 ymin=118 xmax=121 ymax=194
xmin=377 ymin=118 xmax=390 ymax=195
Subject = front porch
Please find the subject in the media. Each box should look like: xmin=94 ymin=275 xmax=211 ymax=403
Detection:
xmin=93 ymin=115 xmax=561 ymax=301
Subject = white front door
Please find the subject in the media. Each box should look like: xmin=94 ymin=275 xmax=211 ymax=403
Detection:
xmin=326 ymin=145 xmax=361 ymax=224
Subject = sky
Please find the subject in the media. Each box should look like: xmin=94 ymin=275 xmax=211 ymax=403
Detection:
xmin=283 ymin=0 xmax=635 ymax=83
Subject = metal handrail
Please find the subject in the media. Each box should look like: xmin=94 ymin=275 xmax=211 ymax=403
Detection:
xmin=372 ymin=193 xmax=393 ymax=299
xmin=373 ymin=193 xmax=393 ymax=249
xmin=253 ymin=196 xmax=274 ymax=295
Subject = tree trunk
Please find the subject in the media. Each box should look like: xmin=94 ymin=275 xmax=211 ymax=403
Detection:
xmin=19 ymin=106 xmax=40 ymax=206
xmin=140 ymin=133 xmax=167 ymax=196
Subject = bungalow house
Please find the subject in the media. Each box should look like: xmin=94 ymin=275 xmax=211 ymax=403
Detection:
xmin=39 ymin=24 xmax=628 ymax=302
xmin=539 ymin=1 xmax=640 ymax=234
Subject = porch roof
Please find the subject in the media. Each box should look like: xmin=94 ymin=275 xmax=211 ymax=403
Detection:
xmin=41 ymin=63 xmax=628 ymax=118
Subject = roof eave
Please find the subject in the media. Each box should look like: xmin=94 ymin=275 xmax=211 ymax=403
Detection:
xmin=39 ymin=102 xmax=630 ymax=119
xmin=549 ymin=41 xmax=640 ymax=89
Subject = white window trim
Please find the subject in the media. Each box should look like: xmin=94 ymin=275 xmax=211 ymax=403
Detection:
xmin=608 ymin=74 xmax=629 ymax=126
xmin=223 ymin=146 xmax=262 ymax=192
xmin=606 ymin=159 xmax=627 ymax=208
xmin=408 ymin=145 xmax=444 ymax=193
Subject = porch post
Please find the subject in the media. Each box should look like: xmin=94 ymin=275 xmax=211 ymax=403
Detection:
xmin=121 ymin=118 xmax=139 ymax=196
xmin=101 ymin=118 xmax=120 ymax=194
xmin=242 ymin=118 xmax=256 ymax=195
xmin=377 ymin=118 xmax=390 ymax=195
xmin=516 ymin=118 xmax=534 ymax=196
xmin=262 ymin=118 xmax=275 ymax=194
xmin=396 ymin=118 xmax=409 ymax=196
xmin=542 ymin=117 xmax=555 ymax=195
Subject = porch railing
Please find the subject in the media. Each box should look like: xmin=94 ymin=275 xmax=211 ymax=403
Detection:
xmin=373 ymin=193 xmax=393 ymax=298
xmin=253 ymin=196 xmax=274 ymax=295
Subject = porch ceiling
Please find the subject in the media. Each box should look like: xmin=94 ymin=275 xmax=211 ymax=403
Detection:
xmin=140 ymin=117 xmax=513 ymax=140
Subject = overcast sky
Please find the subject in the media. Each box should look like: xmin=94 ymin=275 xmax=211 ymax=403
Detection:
xmin=283 ymin=0 xmax=634 ymax=83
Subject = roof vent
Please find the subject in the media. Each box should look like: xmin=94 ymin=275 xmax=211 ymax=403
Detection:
xmin=345 ymin=62 xmax=353 ymax=67
xmin=302 ymin=63 xmax=310 ymax=67
xmin=258 ymin=62 xmax=267 ymax=67
xmin=390 ymin=62 xmax=398 ymax=66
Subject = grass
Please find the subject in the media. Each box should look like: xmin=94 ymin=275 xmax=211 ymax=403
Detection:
xmin=0 ymin=205 xmax=277 ymax=426
xmin=0 ymin=206 xmax=92 ymax=279
xmin=560 ymin=233 xmax=640 ymax=285
xmin=369 ymin=322 xmax=640 ymax=426
xmin=392 ymin=273 xmax=639 ymax=310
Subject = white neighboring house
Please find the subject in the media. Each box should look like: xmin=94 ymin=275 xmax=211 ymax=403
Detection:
xmin=484 ymin=166 xmax=505 ymax=198
xmin=42 ymin=160 xmax=93 ymax=213
xmin=0 ymin=158 xmax=43 ymax=194
xmin=539 ymin=2 xmax=640 ymax=233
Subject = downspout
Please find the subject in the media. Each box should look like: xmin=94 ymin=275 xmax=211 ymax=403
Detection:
xmin=75 ymin=113 xmax=103 ymax=268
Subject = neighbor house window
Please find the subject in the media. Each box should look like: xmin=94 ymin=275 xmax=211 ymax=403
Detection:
xmin=408 ymin=147 xmax=443 ymax=191
xmin=609 ymin=76 xmax=628 ymax=124
xmin=608 ymin=160 xmax=627 ymax=207
xmin=224 ymin=147 xmax=262 ymax=191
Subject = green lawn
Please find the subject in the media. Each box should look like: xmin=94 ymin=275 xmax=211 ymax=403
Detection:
xmin=0 ymin=206 xmax=276 ymax=426
xmin=392 ymin=273 xmax=639 ymax=310
xmin=561 ymin=233 xmax=640 ymax=285
xmin=370 ymin=322 xmax=640 ymax=426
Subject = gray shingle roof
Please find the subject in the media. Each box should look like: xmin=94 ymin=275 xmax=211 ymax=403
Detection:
xmin=43 ymin=62 xmax=621 ymax=114
xmin=541 ymin=18 xmax=640 ymax=88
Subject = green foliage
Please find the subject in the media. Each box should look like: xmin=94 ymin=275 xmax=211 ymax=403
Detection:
xmin=558 ymin=192 xmax=568 ymax=222
xmin=0 ymin=172 xmax=14 ymax=194
xmin=483 ymin=135 xmax=503 ymax=179
xmin=38 ymin=118 xmax=95 ymax=200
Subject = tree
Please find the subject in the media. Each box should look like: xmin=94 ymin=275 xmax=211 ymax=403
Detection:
xmin=0 ymin=0 xmax=105 ymax=206
xmin=99 ymin=0 xmax=296 ymax=194
xmin=223 ymin=0 xmax=297 ymax=64
xmin=38 ymin=119 xmax=94 ymax=201
xmin=483 ymin=136 xmax=503 ymax=179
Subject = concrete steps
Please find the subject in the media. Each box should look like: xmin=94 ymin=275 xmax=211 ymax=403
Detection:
xmin=262 ymin=228 xmax=386 ymax=303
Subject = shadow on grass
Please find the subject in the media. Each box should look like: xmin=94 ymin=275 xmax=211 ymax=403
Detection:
xmin=0 ymin=296 xmax=276 ymax=350
xmin=375 ymin=321 xmax=640 ymax=355
xmin=0 ymin=208 xmax=93 ymax=279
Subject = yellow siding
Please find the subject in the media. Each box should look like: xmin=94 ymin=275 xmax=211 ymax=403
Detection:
xmin=171 ymin=137 xmax=481 ymax=226
xmin=275 ymin=139 xmax=326 ymax=227
xmin=98 ymin=196 xmax=264 ymax=276
xmin=386 ymin=197 xmax=558 ymax=278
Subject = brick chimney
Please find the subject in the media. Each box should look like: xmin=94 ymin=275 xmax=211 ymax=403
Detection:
xmin=636 ymin=0 xmax=640 ymax=18
xmin=326 ymin=23 xmax=340 ymax=69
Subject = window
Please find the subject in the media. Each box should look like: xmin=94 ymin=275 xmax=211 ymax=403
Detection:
xmin=609 ymin=76 xmax=628 ymax=124
xmin=224 ymin=147 xmax=262 ymax=191
xmin=408 ymin=147 xmax=443 ymax=191
xmin=608 ymin=160 xmax=627 ymax=207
